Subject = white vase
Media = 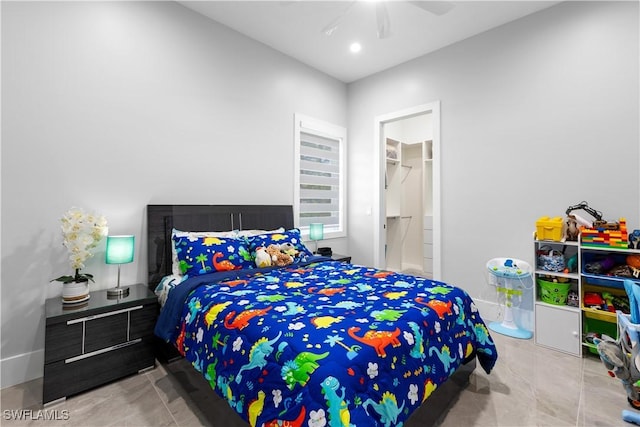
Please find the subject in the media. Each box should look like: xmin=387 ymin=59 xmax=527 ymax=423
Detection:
xmin=62 ymin=281 xmax=90 ymax=304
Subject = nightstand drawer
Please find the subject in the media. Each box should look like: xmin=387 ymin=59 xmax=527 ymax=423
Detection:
xmin=130 ymin=304 xmax=158 ymax=339
xmin=44 ymin=322 xmax=83 ymax=363
xmin=45 ymin=304 xmax=152 ymax=363
xmin=43 ymin=284 xmax=159 ymax=404
xmin=43 ymin=337 xmax=154 ymax=404
xmin=85 ymin=312 xmax=128 ymax=353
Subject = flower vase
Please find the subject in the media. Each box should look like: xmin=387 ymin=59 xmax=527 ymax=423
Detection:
xmin=62 ymin=281 xmax=90 ymax=304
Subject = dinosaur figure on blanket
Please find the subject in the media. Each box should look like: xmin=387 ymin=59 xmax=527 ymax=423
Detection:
xmin=362 ymin=391 xmax=406 ymax=427
xmin=320 ymin=376 xmax=354 ymax=427
xmin=205 ymin=358 xmax=218 ymax=388
xmin=224 ymin=306 xmax=272 ymax=330
xmin=414 ymin=297 xmax=453 ymax=319
xmin=204 ymin=301 xmax=232 ymax=327
xmin=248 ymin=390 xmax=266 ymax=427
xmin=263 ymin=406 xmax=306 ymax=427
xmin=235 ymin=331 xmax=282 ymax=384
xmin=407 ymin=321 xmax=426 ymax=360
xmin=347 ymin=327 xmax=401 ymax=358
xmin=428 ymin=343 xmax=457 ymax=374
xmin=281 ymin=351 xmax=330 ymax=390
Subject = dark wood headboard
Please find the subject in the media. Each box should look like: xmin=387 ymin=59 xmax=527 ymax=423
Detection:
xmin=146 ymin=205 xmax=294 ymax=289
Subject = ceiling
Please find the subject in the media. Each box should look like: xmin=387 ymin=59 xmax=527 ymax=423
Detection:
xmin=178 ymin=1 xmax=561 ymax=83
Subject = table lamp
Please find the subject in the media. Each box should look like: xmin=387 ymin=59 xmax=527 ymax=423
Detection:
xmin=105 ymin=235 xmax=134 ymax=297
xmin=309 ymin=223 xmax=324 ymax=254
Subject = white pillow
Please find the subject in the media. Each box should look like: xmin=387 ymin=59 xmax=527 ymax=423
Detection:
xmin=236 ymin=227 xmax=285 ymax=238
xmin=171 ymin=228 xmax=237 ymax=276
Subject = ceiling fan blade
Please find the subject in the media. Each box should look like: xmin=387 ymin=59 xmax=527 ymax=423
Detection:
xmin=376 ymin=2 xmax=391 ymax=39
xmin=321 ymin=1 xmax=356 ymax=36
xmin=408 ymin=1 xmax=455 ymax=16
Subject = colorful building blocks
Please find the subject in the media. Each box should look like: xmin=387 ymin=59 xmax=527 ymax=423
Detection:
xmin=581 ymin=218 xmax=628 ymax=249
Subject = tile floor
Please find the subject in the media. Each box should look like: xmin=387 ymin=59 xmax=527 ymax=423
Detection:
xmin=0 ymin=333 xmax=632 ymax=426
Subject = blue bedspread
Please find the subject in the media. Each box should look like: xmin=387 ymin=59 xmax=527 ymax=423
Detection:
xmin=156 ymin=260 xmax=497 ymax=427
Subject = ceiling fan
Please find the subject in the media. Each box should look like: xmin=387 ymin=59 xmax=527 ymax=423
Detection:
xmin=321 ymin=1 xmax=455 ymax=39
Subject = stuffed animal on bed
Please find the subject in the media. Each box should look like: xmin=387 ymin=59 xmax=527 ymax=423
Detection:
xmin=265 ymin=244 xmax=293 ymax=267
xmin=255 ymin=246 xmax=272 ymax=268
xmin=279 ymin=242 xmax=299 ymax=258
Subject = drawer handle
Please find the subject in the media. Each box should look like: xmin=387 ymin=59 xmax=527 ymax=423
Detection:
xmin=67 ymin=305 xmax=143 ymax=325
xmin=65 ymin=338 xmax=142 ymax=363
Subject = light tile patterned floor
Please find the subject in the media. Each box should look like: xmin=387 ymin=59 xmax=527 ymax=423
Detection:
xmin=0 ymin=333 xmax=631 ymax=426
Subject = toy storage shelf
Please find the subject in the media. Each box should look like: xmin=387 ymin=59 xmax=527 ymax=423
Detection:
xmin=534 ymin=230 xmax=639 ymax=357
xmin=533 ymin=236 xmax=581 ymax=356
xmin=582 ymin=274 xmax=628 ymax=290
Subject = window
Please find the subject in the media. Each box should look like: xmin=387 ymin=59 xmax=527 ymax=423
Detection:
xmin=294 ymin=114 xmax=346 ymax=239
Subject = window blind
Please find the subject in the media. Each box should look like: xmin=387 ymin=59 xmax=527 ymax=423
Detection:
xmin=299 ymin=131 xmax=340 ymax=230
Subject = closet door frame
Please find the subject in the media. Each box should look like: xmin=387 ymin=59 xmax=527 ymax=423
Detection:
xmin=373 ymin=102 xmax=441 ymax=279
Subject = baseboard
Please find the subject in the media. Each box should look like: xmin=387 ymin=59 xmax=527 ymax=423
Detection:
xmin=1 ymin=349 xmax=44 ymax=389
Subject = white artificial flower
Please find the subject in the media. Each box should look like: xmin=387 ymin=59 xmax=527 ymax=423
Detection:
xmin=53 ymin=207 xmax=108 ymax=283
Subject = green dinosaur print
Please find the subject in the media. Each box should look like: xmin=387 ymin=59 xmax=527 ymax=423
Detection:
xmin=281 ymin=351 xmax=329 ymax=389
xmin=257 ymin=294 xmax=287 ymax=302
xmin=429 ymin=285 xmax=452 ymax=295
xmin=370 ymin=308 xmax=407 ymax=321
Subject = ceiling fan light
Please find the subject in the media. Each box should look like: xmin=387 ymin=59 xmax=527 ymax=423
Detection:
xmin=376 ymin=2 xmax=391 ymax=39
xmin=350 ymin=42 xmax=362 ymax=53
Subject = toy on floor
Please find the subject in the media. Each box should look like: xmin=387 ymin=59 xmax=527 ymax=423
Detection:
xmin=623 ymin=410 xmax=640 ymax=425
xmin=486 ymin=258 xmax=533 ymax=339
xmin=595 ymin=280 xmax=640 ymax=424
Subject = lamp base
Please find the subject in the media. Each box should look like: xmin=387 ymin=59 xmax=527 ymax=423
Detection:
xmin=107 ymin=286 xmax=130 ymax=298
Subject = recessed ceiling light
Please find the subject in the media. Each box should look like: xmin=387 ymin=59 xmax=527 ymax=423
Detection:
xmin=350 ymin=42 xmax=362 ymax=53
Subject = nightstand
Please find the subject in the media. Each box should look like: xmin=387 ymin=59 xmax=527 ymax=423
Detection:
xmin=330 ymin=253 xmax=351 ymax=263
xmin=43 ymin=284 xmax=158 ymax=404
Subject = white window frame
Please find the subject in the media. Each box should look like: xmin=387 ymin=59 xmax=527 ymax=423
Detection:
xmin=294 ymin=113 xmax=347 ymax=240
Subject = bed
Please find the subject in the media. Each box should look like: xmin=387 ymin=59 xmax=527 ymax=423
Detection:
xmin=148 ymin=204 xmax=497 ymax=427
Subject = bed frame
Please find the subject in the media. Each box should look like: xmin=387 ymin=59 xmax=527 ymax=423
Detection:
xmin=146 ymin=204 xmax=475 ymax=426
xmin=147 ymin=204 xmax=293 ymax=291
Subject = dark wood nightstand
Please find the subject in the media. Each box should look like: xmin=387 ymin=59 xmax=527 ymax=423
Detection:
xmin=43 ymin=284 xmax=158 ymax=404
xmin=330 ymin=253 xmax=351 ymax=263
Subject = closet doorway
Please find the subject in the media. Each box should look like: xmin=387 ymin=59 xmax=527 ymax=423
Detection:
xmin=373 ymin=102 xmax=440 ymax=279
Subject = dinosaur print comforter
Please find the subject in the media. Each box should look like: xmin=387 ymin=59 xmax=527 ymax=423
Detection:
xmin=155 ymin=260 xmax=498 ymax=427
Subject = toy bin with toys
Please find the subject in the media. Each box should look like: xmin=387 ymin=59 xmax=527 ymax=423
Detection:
xmin=581 ymin=284 xmax=629 ymax=353
xmin=536 ymin=216 xmax=564 ymax=242
xmin=537 ymin=277 xmax=572 ymax=305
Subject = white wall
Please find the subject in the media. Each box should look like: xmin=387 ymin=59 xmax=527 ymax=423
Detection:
xmin=1 ymin=1 xmax=347 ymax=388
xmin=2 ymin=0 xmax=638 ymax=389
xmin=347 ymin=1 xmax=639 ymax=326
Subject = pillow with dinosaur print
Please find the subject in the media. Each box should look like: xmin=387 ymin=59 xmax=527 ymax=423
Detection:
xmin=172 ymin=234 xmax=254 ymax=276
xmin=246 ymin=228 xmax=313 ymax=264
xmin=170 ymin=228 xmax=237 ymax=277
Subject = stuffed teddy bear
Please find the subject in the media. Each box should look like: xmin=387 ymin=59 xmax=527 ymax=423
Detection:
xmin=265 ymin=244 xmax=293 ymax=267
xmin=254 ymin=246 xmax=272 ymax=268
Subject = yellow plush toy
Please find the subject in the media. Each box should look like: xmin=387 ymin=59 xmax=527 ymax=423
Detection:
xmin=265 ymin=244 xmax=293 ymax=267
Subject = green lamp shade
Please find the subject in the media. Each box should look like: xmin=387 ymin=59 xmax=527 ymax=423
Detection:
xmin=309 ymin=223 xmax=324 ymax=241
xmin=105 ymin=235 xmax=135 ymax=264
